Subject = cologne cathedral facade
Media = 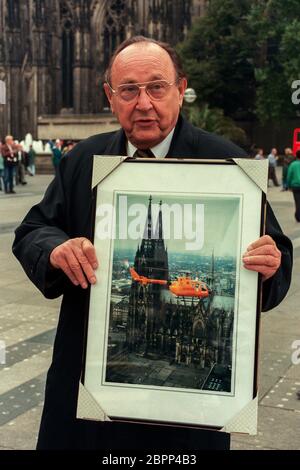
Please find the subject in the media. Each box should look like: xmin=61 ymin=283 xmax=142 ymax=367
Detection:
xmin=0 ymin=0 xmax=208 ymax=140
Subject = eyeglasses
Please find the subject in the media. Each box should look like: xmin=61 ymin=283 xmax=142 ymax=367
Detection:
xmin=106 ymin=79 xmax=178 ymax=102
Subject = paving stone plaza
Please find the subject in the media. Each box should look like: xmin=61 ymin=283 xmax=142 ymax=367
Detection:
xmin=0 ymin=169 xmax=300 ymax=450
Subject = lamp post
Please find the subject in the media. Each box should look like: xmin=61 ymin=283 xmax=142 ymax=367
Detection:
xmin=183 ymin=88 xmax=197 ymax=104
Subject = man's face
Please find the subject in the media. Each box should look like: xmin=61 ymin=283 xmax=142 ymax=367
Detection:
xmin=104 ymin=43 xmax=187 ymax=149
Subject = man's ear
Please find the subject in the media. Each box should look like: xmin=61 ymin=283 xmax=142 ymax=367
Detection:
xmin=103 ymin=83 xmax=115 ymax=113
xmin=178 ymin=78 xmax=188 ymax=107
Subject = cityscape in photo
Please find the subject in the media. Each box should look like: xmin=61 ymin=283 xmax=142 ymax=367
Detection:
xmin=104 ymin=193 xmax=240 ymax=393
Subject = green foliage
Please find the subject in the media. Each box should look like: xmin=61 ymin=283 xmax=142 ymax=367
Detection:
xmin=183 ymin=103 xmax=247 ymax=146
xmin=177 ymin=0 xmax=256 ymax=120
xmin=248 ymin=0 xmax=300 ymax=123
xmin=177 ymin=0 xmax=300 ymax=124
xmin=281 ymin=20 xmax=300 ymax=80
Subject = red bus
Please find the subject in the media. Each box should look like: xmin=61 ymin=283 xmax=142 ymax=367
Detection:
xmin=293 ymin=128 xmax=300 ymax=156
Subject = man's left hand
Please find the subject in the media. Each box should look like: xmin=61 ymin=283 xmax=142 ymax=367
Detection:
xmin=242 ymin=235 xmax=281 ymax=281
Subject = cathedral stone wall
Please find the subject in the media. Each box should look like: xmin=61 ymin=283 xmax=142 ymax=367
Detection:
xmin=0 ymin=0 xmax=207 ymax=140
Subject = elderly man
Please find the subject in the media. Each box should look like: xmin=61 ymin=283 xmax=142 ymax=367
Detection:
xmin=13 ymin=36 xmax=292 ymax=450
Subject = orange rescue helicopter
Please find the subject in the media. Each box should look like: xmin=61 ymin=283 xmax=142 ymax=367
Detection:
xmin=129 ymin=267 xmax=211 ymax=298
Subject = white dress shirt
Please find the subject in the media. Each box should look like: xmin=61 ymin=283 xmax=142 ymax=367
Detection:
xmin=127 ymin=128 xmax=175 ymax=158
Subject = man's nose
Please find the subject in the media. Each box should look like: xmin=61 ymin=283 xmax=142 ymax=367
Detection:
xmin=135 ymin=87 xmax=153 ymax=110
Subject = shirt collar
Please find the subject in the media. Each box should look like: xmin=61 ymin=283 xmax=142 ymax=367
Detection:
xmin=127 ymin=127 xmax=175 ymax=158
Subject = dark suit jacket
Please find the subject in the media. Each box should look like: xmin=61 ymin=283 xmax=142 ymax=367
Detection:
xmin=12 ymin=115 xmax=293 ymax=450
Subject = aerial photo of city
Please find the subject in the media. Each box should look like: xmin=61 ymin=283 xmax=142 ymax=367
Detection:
xmin=104 ymin=192 xmax=241 ymax=394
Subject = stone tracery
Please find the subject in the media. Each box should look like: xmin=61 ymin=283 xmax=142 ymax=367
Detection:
xmin=0 ymin=0 xmax=204 ymax=139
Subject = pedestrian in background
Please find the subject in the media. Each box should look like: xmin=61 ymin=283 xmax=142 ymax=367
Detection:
xmin=2 ymin=135 xmax=18 ymax=194
xmin=249 ymin=143 xmax=258 ymax=158
xmin=28 ymin=145 xmax=36 ymax=176
xmin=267 ymin=148 xmax=280 ymax=187
xmin=254 ymin=148 xmax=265 ymax=160
xmin=62 ymin=141 xmax=75 ymax=156
xmin=16 ymin=144 xmax=28 ymax=186
xmin=281 ymin=147 xmax=294 ymax=191
xmin=51 ymin=139 xmax=62 ymax=175
xmin=287 ymin=149 xmax=300 ymax=222
xmin=0 ymin=142 xmax=4 ymax=191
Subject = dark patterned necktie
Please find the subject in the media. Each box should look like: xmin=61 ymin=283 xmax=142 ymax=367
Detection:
xmin=133 ymin=148 xmax=155 ymax=159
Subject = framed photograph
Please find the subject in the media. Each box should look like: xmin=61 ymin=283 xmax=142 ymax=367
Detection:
xmin=77 ymin=156 xmax=268 ymax=434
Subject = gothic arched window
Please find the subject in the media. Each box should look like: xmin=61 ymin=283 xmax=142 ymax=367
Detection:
xmin=33 ymin=0 xmax=46 ymax=27
xmin=7 ymin=0 xmax=20 ymax=28
xmin=60 ymin=4 xmax=74 ymax=109
xmin=103 ymin=0 xmax=126 ymax=72
xmin=62 ymin=23 xmax=74 ymax=109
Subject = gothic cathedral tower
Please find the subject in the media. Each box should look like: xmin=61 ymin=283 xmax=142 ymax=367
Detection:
xmin=127 ymin=197 xmax=169 ymax=357
xmin=0 ymin=1 xmax=208 ymax=139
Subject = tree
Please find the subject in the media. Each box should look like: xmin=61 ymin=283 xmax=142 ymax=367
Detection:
xmin=248 ymin=0 xmax=300 ymax=123
xmin=183 ymin=103 xmax=247 ymax=146
xmin=177 ymin=0 xmax=256 ymax=120
xmin=177 ymin=0 xmax=300 ymax=124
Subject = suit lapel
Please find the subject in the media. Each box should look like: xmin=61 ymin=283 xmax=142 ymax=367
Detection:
xmin=166 ymin=115 xmax=197 ymax=159
xmin=103 ymin=128 xmax=127 ymax=156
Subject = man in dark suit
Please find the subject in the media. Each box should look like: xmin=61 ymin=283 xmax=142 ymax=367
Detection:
xmin=13 ymin=36 xmax=292 ymax=450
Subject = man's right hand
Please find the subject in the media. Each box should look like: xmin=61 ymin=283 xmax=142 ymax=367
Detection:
xmin=49 ymin=237 xmax=98 ymax=288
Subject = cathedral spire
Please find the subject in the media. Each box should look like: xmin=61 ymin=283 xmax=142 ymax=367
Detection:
xmin=211 ymin=249 xmax=215 ymax=289
xmin=158 ymin=200 xmax=163 ymax=239
xmin=143 ymin=195 xmax=152 ymax=239
xmin=154 ymin=200 xmax=163 ymax=240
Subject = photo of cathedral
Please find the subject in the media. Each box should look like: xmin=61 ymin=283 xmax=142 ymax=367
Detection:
xmin=104 ymin=192 xmax=241 ymax=394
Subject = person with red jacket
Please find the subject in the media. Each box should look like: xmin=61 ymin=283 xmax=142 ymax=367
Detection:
xmin=2 ymin=135 xmax=18 ymax=194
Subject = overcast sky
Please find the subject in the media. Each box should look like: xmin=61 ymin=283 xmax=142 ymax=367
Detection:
xmin=101 ymin=192 xmax=241 ymax=257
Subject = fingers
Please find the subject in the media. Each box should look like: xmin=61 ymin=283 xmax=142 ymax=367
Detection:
xmin=243 ymin=245 xmax=281 ymax=267
xmin=50 ymin=237 xmax=98 ymax=288
xmin=243 ymin=254 xmax=279 ymax=268
xmin=246 ymin=235 xmax=276 ymax=251
xmin=72 ymin=243 xmax=96 ymax=286
xmin=81 ymin=238 xmax=98 ymax=270
xmin=242 ymin=235 xmax=281 ymax=281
